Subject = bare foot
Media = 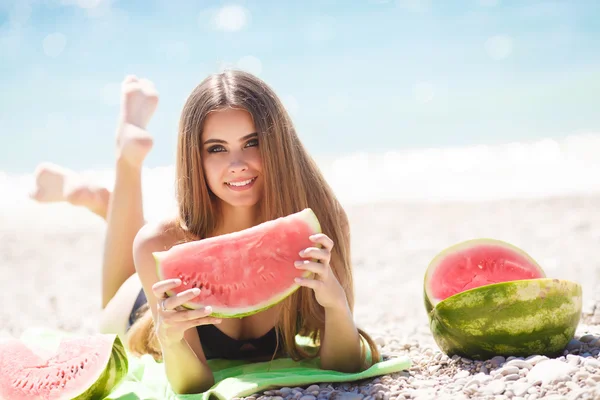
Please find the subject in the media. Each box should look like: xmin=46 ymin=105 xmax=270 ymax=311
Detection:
xmin=116 ymin=75 xmax=158 ymax=168
xmin=29 ymin=162 xmax=111 ymax=219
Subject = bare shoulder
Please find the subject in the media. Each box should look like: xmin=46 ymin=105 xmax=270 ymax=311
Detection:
xmin=134 ymin=218 xmax=182 ymax=253
xmin=132 ymin=218 xmax=185 ymax=277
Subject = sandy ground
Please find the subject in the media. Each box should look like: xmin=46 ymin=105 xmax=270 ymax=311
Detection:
xmin=2 ymin=194 xmax=600 ymax=399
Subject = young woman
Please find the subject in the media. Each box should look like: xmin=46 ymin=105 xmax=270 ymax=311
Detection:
xmin=30 ymin=70 xmax=380 ymax=395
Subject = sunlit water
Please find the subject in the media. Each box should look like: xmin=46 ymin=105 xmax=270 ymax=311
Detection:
xmin=2 ymin=132 xmax=600 ymax=224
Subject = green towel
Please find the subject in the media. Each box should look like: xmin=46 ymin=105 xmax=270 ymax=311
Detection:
xmin=16 ymin=327 xmax=412 ymax=400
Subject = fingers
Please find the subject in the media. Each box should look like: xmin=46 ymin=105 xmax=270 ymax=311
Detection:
xmin=160 ymin=305 xmax=222 ymax=333
xmin=299 ymin=247 xmax=330 ymax=264
xmin=294 ymin=275 xmax=324 ymax=290
xmin=166 ymin=306 xmax=221 ymax=323
xmin=151 ymin=278 xmax=181 ymax=299
xmin=162 ymin=288 xmax=201 ymax=311
xmin=151 ymin=278 xmax=203 ymax=311
xmin=309 ymin=233 xmax=334 ymax=250
xmin=295 ymin=260 xmax=326 ymax=276
xmin=168 ymin=306 xmax=212 ymax=322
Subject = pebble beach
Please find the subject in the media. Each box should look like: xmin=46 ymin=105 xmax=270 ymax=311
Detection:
xmin=2 ymin=193 xmax=600 ymax=399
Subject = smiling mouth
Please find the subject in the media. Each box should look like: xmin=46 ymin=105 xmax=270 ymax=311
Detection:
xmin=225 ymin=177 xmax=257 ymax=188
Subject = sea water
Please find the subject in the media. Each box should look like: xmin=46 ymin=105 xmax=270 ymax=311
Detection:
xmin=1 ymin=132 xmax=600 ymax=224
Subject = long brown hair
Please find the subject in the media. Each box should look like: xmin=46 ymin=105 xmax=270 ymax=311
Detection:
xmin=127 ymin=70 xmax=380 ymax=368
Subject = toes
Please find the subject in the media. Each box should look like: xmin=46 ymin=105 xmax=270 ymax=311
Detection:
xmin=123 ymin=75 xmax=138 ymax=84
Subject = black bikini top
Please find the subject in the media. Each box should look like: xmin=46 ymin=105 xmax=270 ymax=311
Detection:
xmin=196 ymin=324 xmax=280 ymax=360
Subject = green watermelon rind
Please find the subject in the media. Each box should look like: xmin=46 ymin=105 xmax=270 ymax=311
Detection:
xmin=423 ymin=238 xmax=546 ymax=314
xmin=154 ymin=208 xmax=322 ymax=318
xmin=428 ymin=277 xmax=582 ymax=360
xmin=72 ymin=334 xmax=129 ymax=400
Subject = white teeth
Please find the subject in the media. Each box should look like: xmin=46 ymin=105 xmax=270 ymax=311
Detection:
xmin=227 ymin=178 xmax=254 ymax=187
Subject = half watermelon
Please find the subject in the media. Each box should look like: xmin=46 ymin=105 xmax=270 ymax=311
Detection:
xmin=423 ymin=238 xmax=582 ymax=360
xmin=155 ymin=208 xmax=322 ymax=318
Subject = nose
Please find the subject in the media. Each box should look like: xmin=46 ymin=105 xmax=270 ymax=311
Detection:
xmin=228 ymin=158 xmax=248 ymax=174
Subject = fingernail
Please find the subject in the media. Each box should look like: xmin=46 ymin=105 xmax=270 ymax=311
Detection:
xmin=204 ymin=306 xmax=212 ymax=312
xmin=294 ymin=260 xmax=303 ymax=266
xmin=191 ymin=288 xmax=200 ymax=295
xmin=215 ymin=319 xmax=222 ymax=324
xmin=299 ymin=250 xmax=305 ymax=256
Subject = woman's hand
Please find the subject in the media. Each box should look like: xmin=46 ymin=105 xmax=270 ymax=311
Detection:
xmin=151 ymin=278 xmax=222 ymax=348
xmin=294 ymin=233 xmax=348 ymax=311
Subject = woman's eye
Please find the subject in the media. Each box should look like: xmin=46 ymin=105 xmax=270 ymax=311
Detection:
xmin=208 ymin=145 xmax=225 ymax=153
xmin=245 ymin=139 xmax=259 ymax=148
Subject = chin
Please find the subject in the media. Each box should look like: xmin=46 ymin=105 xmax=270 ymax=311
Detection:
xmin=222 ymin=197 xmax=260 ymax=208
xmin=213 ymin=191 xmax=262 ymax=209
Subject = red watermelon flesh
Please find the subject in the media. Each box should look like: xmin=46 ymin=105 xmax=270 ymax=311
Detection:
xmin=424 ymin=239 xmax=546 ymax=310
xmin=155 ymin=208 xmax=322 ymax=318
xmin=0 ymin=333 xmax=127 ymax=400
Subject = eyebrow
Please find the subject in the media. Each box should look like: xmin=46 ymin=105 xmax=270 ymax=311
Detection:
xmin=203 ymin=132 xmax=258 ymax=146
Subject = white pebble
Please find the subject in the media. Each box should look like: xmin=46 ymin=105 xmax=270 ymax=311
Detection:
xmin=482 ymin=379 xmax=506 ymax=395
xmin=455 ymin=370 xmax=470 ymax=379
xmin=527 ymin=359 xmax=577 ymax=385
xmin=499 ymin=366 xmax=520 ymax=376
xmin=504 ymin=373 xmax=520 ymax=381
xmin=525 ymin=355 xmax=548 ymax=366
xmin=428 ymin=365 xmax=441 ymax=374
xmin=585 ymin=377 xmax=597 ymax=386
xmin=574 ymin=371 xmax=589 ymax=381
xmin=565 ymin=381 xmax=579 ymax=391
xmin=511 ymin=381 xmax=531 ymax=396
xmin=505 ymin=359 xmax=533 ymax=370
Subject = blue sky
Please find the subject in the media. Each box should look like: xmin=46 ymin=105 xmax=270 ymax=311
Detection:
xmin=1 ymin=0 xmax=599 ymax=173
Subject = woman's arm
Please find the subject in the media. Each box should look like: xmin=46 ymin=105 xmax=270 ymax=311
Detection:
xmin=297 ymin=211 xmax=364 ymax=373
xmin=132 ymin=222 xmax=215 ymax=394
xmin=160 ymin=338 xmax=215 ymax=394
xmin=319 ymin=299 xmax=362 ymax=373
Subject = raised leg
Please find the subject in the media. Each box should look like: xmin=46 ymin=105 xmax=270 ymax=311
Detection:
xmin=31 ymin=75 xmax=158 ymax=311
xmin=30 ymin=162 xmax=111 ymax=220
xmin=100 ymin=75 xmax=157 ymax=308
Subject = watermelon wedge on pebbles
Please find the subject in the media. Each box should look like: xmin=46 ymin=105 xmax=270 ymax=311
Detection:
xmin=423 ymin=238 xmax=582 ymax=360
xmin=154 ymin=208 xmax=322 ymax=318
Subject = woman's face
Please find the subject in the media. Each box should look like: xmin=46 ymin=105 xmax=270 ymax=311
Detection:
xmin=201 ymin=107 xmax=264 ymax=209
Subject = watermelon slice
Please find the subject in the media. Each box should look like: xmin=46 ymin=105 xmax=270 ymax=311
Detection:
xmin=155 ymin=208 xmax=322 ymax=318
xmin=423 ymin=238 xmax=545 ymax=313
xmin=0 ymin=333 xmax=128 ymax=400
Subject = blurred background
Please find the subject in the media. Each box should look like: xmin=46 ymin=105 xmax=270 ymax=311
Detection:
xmin=1 ymin=0 xmax=600 ymax=350
xmin=1 ymin=0 xmax=600 ymax=220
